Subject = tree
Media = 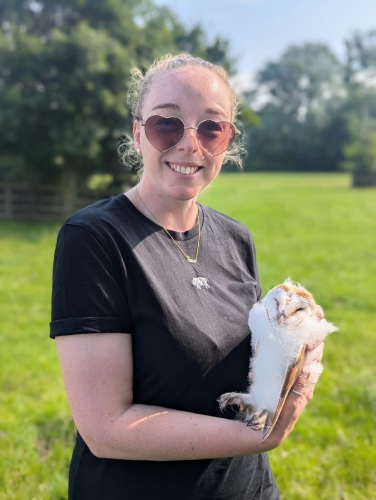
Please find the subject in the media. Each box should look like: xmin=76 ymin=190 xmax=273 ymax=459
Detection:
xmin=0 ymin=0 xmax=143 ymax=189
xmin=343 ymin=30 xmax=376 ymax=186
xmin=0 ymin=20 xmax=132 ymax=187
xmin=244 ymin=43 xmax=346 ymax=171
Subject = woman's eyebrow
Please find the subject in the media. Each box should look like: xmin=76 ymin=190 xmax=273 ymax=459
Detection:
xmin=152 ymin=103 xmax=180 ymax=111
xmin=205 ymin=107 xmax=223 ymax=116
xmin=151 ymin=103 xmax=223 ymax=116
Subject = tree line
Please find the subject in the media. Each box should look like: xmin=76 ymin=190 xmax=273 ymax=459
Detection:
xmin=241 ymin=34 xmax=376 ymax=187
xmin=0 ymin=0 xmax=375 ymax=192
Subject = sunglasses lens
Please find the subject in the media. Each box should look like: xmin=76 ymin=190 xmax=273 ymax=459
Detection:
xmin=197 ymin=120 xmax=235 ymax=156
xmin=144 ymin=115 xmax=184 ymax=152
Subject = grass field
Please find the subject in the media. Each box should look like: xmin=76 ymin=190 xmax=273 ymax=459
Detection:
xmin=1 ymin=173 xmax=375 ymax=499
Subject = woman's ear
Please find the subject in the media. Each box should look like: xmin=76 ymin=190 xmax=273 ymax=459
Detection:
xmin=133 ymin=121 xmax=142 ymax=155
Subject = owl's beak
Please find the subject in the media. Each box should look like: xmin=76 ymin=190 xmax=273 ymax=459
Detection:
xmin=277 ymin=311 xmax=287 ymax=324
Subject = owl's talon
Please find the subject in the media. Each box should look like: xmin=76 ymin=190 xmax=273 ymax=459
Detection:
xmin=245 ymin=409 xmax=268 ymax=430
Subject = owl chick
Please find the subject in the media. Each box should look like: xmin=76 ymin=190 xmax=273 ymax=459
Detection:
xmin=219 ymin=279 xmax=337 ymax=440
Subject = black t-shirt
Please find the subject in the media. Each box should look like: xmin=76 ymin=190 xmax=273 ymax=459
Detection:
xmin=50 ymin=194 xmax=279 ymax=500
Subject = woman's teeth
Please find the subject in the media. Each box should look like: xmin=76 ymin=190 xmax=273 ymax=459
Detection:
xmin=169 ymin=163 xmax=199 ymax=175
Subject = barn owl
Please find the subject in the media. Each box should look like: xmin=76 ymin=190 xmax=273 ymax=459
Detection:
xmin=219 ymin=279 xmax=337 ymax=441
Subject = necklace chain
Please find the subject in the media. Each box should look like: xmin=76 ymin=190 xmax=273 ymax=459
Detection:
xmin=163 ymin=221 xmax=200 ymax=264
xmin=135 ymin=186 xmax=201 ymax=264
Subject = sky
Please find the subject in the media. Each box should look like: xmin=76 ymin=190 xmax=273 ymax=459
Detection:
xmin=154 ymin=0 xmax=375 ymax=91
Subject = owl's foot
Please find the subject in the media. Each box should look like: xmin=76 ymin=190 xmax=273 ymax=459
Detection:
xmin=218 ymin=392 xmax=249 ymax=414
xmin=245 ymin=409 xmax=269 ymax=431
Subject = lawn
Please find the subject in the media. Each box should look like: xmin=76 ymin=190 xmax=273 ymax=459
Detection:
xmin=1 ymin=173 xmax=375 ymax=499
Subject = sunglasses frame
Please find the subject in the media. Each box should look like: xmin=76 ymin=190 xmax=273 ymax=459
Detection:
xmin=137 ymin=115 xmax=240 ymax=157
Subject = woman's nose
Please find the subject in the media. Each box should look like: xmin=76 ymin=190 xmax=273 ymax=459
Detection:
xmin=177 ymin=127 xmax=200 ymax=153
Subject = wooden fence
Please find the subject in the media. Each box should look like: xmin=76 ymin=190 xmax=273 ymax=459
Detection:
xmin=0 ymin=181 xmax=107 ymax=221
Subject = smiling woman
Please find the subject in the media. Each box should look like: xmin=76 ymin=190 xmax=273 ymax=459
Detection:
xmin=50 ymin=53 xmax=323 ymax=499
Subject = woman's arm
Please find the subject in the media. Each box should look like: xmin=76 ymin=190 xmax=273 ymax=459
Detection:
xmin=56 ymin=333 xmax=315 ymax=461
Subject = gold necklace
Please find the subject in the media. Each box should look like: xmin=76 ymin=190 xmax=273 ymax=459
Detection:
xmin=135 ymin=186 xmax=201 ymax=264
xmin=163 ymin=220 xmax=200 ymax=264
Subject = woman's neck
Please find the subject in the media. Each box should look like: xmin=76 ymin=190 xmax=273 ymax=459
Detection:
xmin=126 ymin=184 xmax=199 ymax=232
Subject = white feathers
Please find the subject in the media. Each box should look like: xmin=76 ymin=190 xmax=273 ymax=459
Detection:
xmin=219 ymin=278 xmax=338 ymax=440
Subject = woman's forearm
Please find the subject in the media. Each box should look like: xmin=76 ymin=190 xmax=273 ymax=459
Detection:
xmin=84 ymin=374 xmax=311 ymax=461
xmin=85 ymin=403 xmax=276 ymax=460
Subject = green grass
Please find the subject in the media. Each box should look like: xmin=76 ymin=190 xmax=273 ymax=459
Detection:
xmin=1 ymin=173 xmax=375 ymax=499
xmin=0 ymin=222 xmax=73 ymax=499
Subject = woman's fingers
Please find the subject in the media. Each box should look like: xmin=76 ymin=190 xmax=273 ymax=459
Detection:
xmin=292 ymin=372 xmax=313 ymax=400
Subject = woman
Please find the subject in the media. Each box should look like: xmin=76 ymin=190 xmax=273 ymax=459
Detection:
xmin=50 ymin=54 xmax=321 ymax=499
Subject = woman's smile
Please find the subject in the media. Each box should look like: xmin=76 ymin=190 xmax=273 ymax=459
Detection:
xmin=166 ymin=162 xmax=201 ymax=175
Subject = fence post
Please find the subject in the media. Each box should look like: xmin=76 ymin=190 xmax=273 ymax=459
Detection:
xmin=63 ymin=167 xmax=77 ymax=218
xmin=4 ymin=181 xmax=13 ymax=219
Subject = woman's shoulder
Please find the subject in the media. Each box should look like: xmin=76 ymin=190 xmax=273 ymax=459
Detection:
xmin=61 ymin=193 xmax=149 ymax=240
xmin=59 ymin=193 xmax=157 ymax=250
xmin=63 ymin=194 xmax=127 ymax=230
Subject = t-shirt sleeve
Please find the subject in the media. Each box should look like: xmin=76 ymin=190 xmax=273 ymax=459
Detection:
xmin=50 ymin=223 xmax=133 ymax=338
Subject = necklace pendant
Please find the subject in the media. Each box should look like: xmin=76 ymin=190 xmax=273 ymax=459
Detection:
xmin=186 ymin=257 xmax=197 ymax=264
xmin=191 ymin=277 xmax=210 ymax=290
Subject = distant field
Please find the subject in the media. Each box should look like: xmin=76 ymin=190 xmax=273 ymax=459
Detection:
xmin=1 ymin=173 xmax=375 ymax=499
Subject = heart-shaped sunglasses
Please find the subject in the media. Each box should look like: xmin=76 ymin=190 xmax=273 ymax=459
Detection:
xmin=138 ymin=115 xmax=240 ymax=156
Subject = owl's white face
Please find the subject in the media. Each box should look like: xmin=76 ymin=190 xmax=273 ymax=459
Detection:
xmin=265 ymin=282 xmax=323 ymax=327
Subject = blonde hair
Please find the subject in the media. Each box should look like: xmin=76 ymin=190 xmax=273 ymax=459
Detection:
xmin=118 ymin=53 xmax=245 ymax=173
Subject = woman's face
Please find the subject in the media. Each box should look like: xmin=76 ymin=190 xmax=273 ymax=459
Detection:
xmin=133 ymin=66 xmax=233 ymax=202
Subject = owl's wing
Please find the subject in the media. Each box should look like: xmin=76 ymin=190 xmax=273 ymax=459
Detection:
xmin=261 ymin=345 xmax=306 ymax=441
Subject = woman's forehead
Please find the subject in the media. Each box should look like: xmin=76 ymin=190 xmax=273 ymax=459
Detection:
xmin=142 ymin=66 xmax=233 ymax=117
